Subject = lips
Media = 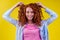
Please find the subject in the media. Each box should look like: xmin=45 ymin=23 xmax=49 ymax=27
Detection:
xmin=28 ymin=17 xmax=33 ymax=18
xmin=28 ymin=16 xmax=33 ymax=18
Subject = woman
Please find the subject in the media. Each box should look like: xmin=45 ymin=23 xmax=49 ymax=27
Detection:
xmin=2 ymin=2 xmax=58 ymax=40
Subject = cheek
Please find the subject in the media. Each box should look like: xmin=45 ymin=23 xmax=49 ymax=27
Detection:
xmin=25 ymin=13 xmax=29 ymax=19
xmin=26 ymin=13 xmax=28 ymax=17
xmin=31 ymin=13 xmax=34 ymax=17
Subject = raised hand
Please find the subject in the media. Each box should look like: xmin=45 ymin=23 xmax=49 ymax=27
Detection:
xmin=36 ymin=2 xmax=46 ymax=9
xmin=14 ymin=2 xmax=24 ymax=8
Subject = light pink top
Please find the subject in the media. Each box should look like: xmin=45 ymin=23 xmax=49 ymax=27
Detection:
xmin=23 ymin=24 xmax=41 ymax=40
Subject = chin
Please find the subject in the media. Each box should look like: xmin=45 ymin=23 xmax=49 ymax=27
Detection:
xmin=28 ymin=18 xmax=32 ymax=20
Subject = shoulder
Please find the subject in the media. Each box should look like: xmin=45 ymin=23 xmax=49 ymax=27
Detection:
xmin=41 ymin=20 xmax=47 ymax=24
xmin=39 ymin=20 xmax=47 ymax=29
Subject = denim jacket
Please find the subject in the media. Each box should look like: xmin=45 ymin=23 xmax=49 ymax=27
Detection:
xmin=2 ymin=7 xmax=58 ymax=40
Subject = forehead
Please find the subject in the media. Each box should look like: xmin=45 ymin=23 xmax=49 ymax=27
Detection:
xmin=26 ymin=7 xmax=33 ymax=11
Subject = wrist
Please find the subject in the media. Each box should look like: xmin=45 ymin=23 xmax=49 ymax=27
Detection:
xmin=10 ymin=5 xmax=16 ymax=11
xmin=42 ymin=5 xmax=46 ymax=9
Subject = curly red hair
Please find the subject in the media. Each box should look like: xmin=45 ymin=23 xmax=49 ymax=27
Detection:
xmin=18 ymin=3 xmax=43 ymax=27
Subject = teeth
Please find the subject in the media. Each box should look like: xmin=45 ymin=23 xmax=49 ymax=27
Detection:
xmin=30 ymin=17 xmax=31 ymax=18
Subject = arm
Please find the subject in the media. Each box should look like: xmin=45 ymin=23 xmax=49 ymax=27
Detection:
xmin=2 ymin=7 xmax=17 ymax=26
xmin=44 ymin=8 xmax=58 ymax=25
xmin=36 ymin=2 xmax=58 ymax=25
xmin=2 ymin=2 xmax=23 ymax=26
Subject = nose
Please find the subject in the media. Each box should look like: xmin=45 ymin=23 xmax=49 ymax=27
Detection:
xmin=29 ymin=12 xmax=32 ymax=15
xmin=29 ymin=13 xmax=31 ymax=15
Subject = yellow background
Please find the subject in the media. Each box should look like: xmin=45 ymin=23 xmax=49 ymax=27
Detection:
xmin=0 ymin=0 xmax=60 ymax=40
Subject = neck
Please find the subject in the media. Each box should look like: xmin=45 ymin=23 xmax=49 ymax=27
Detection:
xmin=28 ymin=20 xmax=33 ymax=24
xmin=27 ymin=20 xmax=36 ymax=26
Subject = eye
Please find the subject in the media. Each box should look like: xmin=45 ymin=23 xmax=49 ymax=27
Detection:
xmin=26 ymin=11 xmax=34 ymax=13
xmin=31 ymin=11 xmax=34 ymax=13
xmin=26 ymin=11 xmax=29 ymax=13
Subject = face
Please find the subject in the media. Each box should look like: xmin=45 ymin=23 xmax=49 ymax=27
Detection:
xmin=26 ymin=7 xmax=34 ymax=21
